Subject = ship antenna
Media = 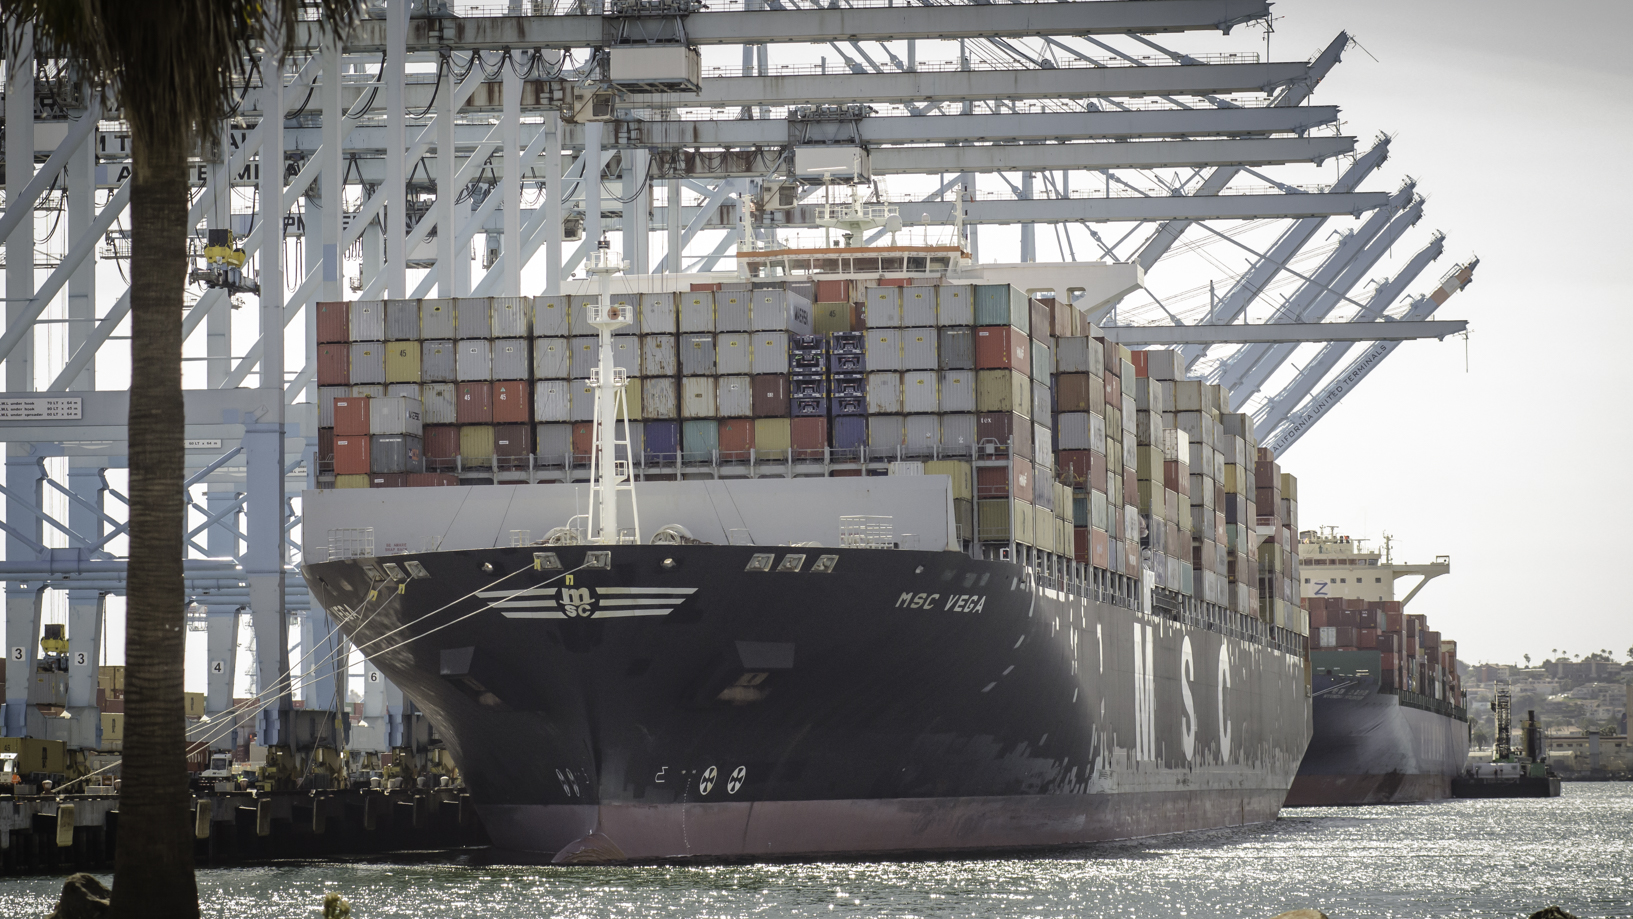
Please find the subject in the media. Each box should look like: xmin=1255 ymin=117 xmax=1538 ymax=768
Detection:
xmin=586 ymin=237 xmax=639 ymax=545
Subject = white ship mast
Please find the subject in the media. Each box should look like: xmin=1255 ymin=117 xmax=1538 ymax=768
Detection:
xmin=586 ymin=238 xmax=640 ymax=545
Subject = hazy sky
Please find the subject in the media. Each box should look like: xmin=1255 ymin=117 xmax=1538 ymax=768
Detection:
xmin=1260 ymin=0 xmax=1633 ymax=665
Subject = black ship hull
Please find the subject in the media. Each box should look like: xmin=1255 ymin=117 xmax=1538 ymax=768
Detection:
xmin=304 ymin=544 xmax=1312 ymax=861
xmin=1286 ymin=653 xmax=1468 ymax=807
xmin=1450 ymin=775 xmax=1561 ymax=798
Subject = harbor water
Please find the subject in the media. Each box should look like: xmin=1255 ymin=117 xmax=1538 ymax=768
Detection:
xmin=2 ymin=783 xmax=1628 ymax=918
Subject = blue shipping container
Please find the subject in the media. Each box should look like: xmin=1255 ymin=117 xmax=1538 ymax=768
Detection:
xmin=832 ymin=415 xmax=867 ymax=449
xmin=832 ymin=395 xmax=866 ymax=416
xmin=791 ymin=397 xmax=828 ymax=417
xmin=644 ymin=420 xmax=680 ymax=460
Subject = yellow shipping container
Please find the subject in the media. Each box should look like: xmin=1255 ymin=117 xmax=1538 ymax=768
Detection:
xmin=384 ymin=340 xmax=422 ymax=383
xmin=97 ymin=665 xmax=124 ymax=692
xmin=460 ymin=425 xmax=496 ymax=461
xmin=1014 ymin=498 xmax=1034 ymax=546
xmin=754 ymin=417 xmax=791 ymax=452
xmin=623 ymin=378 xmax=643 ymax=420
xmin=1280 ymin=472 xmax=1298 ymax=502
xmin=1223 ymin=463 xmax=1249 ymax=494
xmin=1032 ymin=503 xmax=1053 ymax=553
xmin=975 ymin=369 xmax=1030 ymax=418
xmin=100 ymin=713 xmax=122 ymax=750
xmin=813 ymin=303 xmax=852 ymax=333
xmin=335 ymin=474 xmax=371 ymax=488
xmin=977 ymin=498 xmax=1013 ymax=542
xmin=923 ymin=460 xmax=972 ymax=501
xmin=1135 ymin=445 xmax=1164 ymax=479
xmin=953 ymin=498 xmax=973 ymax=542
xmin=185 ymin=692 xmax=206 ymax=720
xmin=1137 ymin=479 xmax=1163 ymax=515
xmin=0 ymin=737 xmax=67 ymax=775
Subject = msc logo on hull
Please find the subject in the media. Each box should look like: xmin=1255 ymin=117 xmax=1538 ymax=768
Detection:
xmin=478 ymin=585 xmax=699 ymax=620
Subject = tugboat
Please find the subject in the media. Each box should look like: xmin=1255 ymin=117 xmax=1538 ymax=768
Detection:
xmin=1452 ymin=683 xmax=1561 ymax=798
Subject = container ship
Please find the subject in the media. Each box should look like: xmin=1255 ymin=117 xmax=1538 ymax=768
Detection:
xmin=1284 ymin=529 xmax=1469 ymax=806
xmin=301 ymin=221 xmax=1314 ymax=861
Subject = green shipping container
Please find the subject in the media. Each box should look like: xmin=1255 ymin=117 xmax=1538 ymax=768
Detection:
xmin=973 ymin=284 xmax=1029 ymax=333
xmin=975 ymin=369 xmax=1031 ymax=419
xmin=682 ymin=419 xmax=718 ymax=459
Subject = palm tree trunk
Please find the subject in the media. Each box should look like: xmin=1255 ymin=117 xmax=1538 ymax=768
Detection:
xmin=110 ymin=123 xmax=199 ymax=919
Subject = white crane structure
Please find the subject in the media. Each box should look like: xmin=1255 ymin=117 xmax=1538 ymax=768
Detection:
xmin=0 ymin=0 xmax=1474 ymax=754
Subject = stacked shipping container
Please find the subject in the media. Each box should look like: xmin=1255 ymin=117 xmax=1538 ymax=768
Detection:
xmin=1303 ymin=598 xmax=1462 ymax=702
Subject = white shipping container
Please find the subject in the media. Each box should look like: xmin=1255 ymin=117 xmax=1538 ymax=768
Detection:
xmin=611 ymin=336 xmax=640 ymax=377
xmin=901 ymin=286 xmax=937 ymax=326
xmin=385 ymin=383 xmax=420 ymax=401
xmin=901 ymin=328 xmax=938 ymax=370
xmin=569 ymin=295 xmax=599 ymax=336
xmin=492 ymin=339 xmax=529 ymax=380
xmin=536 ymin=423 xmax=573 ymax=459
xmin=681 ymin=376 xmax=717 ymax=418
xmin=679 ymin=291 xmax=714 ymax=332
xmin=716 ymin=333 xmax=753 ymax=374
xmin=1161 ymin=428 xmax=1190 ymax=461
xmin=939 ymin=413 xmax=977 ymax=450
xmin=904 ymin=415 xmax=939 ymax=453
xmin=534 ymin=381 xmax=571 ymax=422
xmin=751 ymin=289 xmax=814 ymax=333
xmin=1091 ymin=412 xmax=1107 ymax=454
xmin=456 ymin=297 xmax=492 ymax=338
xmin=533 ymin=338 xmax=571 ymax=379
xmin=1055 ymin=337 xmax=1100 ymax=374
xmin=939 ymin=371 xmax=975 ymax=413
xmin=865 ymin=287 xmax=902 ymax=327
xmin=867 ymin=329 xmax=903 ymax=371
xmin=714 ymin=291 xmax=751 ymax=332
xmin=456 ymin=340 xmax=493 ymax=381
xmin=318 ymin=386 xmax=347 ymax=427
xmin=419 ymin=298 xmax=457 ymax=339
xmin=422 ymin=383 xmax=458 ymax=424
xmin=750 ymin=331 xmax=789 ymax=374
xmin=641 ymin=335 xmax=678 ymax=376
xmin=349 ymin=342 xmax=385 ymax=384
xmin=385 ymin=299 xmax=420 ymax=340
xmin=640 ymin=292 xmax=677 ymax=334
xmin=532 ymin=296 xmax=569 ymax=337
xmin=866 ymin=372 xmax=903 ymax=414
xmin=1033 ymin=423 xmax=1052 ymax=467
xmin=491 ymin=297 xmax=531 ymax=337
xmin=609 ymin=292 xmax=640 ymax=333
xmin=642 ymin=376 xmax=678 ymax=419
xmin=717 ymin=376 xmax=753 ymax=417
xmin=349 ymin=301 xmax=386 ymax=341
xmin=867 ymin=414 xmax=905 ymax=449
xmin=938 ymin=285 xmax=974 ymax=326
xmin=571 ymin=336 xmax=598 ymax=379
xmin=680 ymin=334 xmax=715 ymax=375
xmin=902 ymin=370 xmax=939 ymax=413
xmin=349 ymin=384 xmax=384 ymax=398
xmin=570 ymin=381 xmax=597 ymax=422
xmin=1058 ymin=412 xmax=1092 ymax=450
xmin=368 ymin=396 xmax=424 ymax=436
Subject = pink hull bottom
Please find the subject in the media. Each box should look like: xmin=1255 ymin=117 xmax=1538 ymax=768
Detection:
xmin=1283 ymin=773 xmax=1452 ymax=807
xmin=478 ymin=789 xmax=1292 ymax=863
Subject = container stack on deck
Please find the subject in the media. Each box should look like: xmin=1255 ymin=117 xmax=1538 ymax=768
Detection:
xmin=1303 ymin=599 xmax=1462 ymax=702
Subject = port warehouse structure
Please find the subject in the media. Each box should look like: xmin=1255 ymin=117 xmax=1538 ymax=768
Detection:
xmin=0 ymin=0 xmax=1472 ymax=771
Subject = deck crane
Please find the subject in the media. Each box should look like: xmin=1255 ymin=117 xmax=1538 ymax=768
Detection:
xmin=1252 ymin=233 xmax=1447 ymax=438
xmin=1261 ymin=257 xmax=1478 ymax=453
xmin=189 ymin=228 xmax=260 ymax=295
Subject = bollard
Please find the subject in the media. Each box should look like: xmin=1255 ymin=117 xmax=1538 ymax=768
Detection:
xmin=56 ymin=804 xmax=75 ymax=848
xmin=195 ymin=801 xmax=212 ymax=840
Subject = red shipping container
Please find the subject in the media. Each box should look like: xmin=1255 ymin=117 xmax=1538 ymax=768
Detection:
xmin=975 ymin=411 xmax=1031 ymax=458
xmin=1057 ymin=450 xmax=1094 ymax=486
xmin=751 ymin=375 xmax=789 ymax=417
xmin=333 ymin=396 xmax=370 ymax=435
xmin=1129 ymin=350 xmax=1149 ymax=377
xmin=1090 ymin=528 xmax=1110 ymax=569
xmin=318 ymin=428 xmax=335 ymax=469
xmin=791 ymin=416 xmax=828 ymax=458
xmin=1089 ymin=451 xmax=1107 ymax=493
xmin=457 ymin=382 xmax=494 ymax=424
xmin=1101 ymin=336 xmax=1118 ymax=369
xmin=1029 ymin=299 xmax=1051 ymax=342
xmin=975 ymin=464 xmax=1013 ymax=498
xmin=1105 ymin=370 xmax=1121 ymax=407
xmin=878 ymin=277 xmax=910 ymax=287
xmin=369 ymin=474 xmax=407 ymax=488
xmin=1124 ymin=471 xmax=1137 ymax=506
xmin=974 ymin=326 xmax=1029 ymax=370
xmin=1163 ymin=459 xmax=1188 ymax=496
xmin=317 ymin=343 xmax=350 ymax=386
xmin=851 ymin=303 xmax=867 ymax=330
xmin=423 ymin=425 xmax=461 ymax=460
xmin=406 ymin=473 xmax=460 ymax=486
xmin=830 ymin=468 xmax=862 ymax=477
xmin=317 ymin=301 xmax=350 ymax=343
xmin=1380 ymin=651 xmax=1399 ymax=671
xmin=493 ymin=381 xmax=531 ymax=423
xmin=690 ymin=282 xmax=722 ymax=292
xmin=718 ymin=418 xmax=755 ymax=456
xmin=572 ymin=422 xmax=595 ymax=457
xmin=1054 ymin=373 xmax=1095 ymax=412
xmin=815 ymin=279 xmax=849 ymax=303
xmin=494 ymin=424 xmax=531 ymax=458
xmin=333 ymin=435 xmax=371 ymax=475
